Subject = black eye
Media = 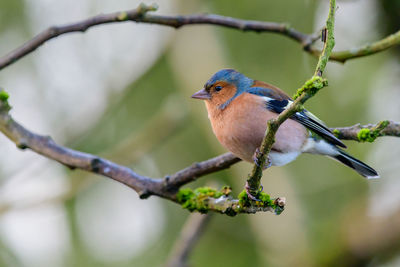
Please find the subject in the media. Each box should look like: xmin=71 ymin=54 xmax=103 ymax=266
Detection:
xmin=215 ymin=86 xmax=222 ymax=92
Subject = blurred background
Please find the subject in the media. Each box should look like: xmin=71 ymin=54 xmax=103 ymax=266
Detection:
xmin=0 ymin=0 xmax=399 ymax=266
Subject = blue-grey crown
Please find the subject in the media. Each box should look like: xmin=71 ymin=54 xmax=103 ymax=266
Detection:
xmin=205 ymin=69 xmax=253 ymax=92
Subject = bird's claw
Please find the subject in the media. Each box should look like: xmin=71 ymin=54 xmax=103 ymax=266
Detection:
xmin=245 ymin=181 xmax=264 ymax=201
xmin=253 ymin=148 xmax=272 ymax=170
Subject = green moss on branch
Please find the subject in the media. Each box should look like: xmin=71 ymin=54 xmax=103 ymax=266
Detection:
xmin=0 ymin=89 xmax=11 ymax=112
xmin=332 ymin=128 xmax=340 ymax=137
xmin=176 ymin=186 xmax=226 ymax=213
xmin=176 ymin=186 xmax=284 ymax=215
xmin=357 ymin=120 xmax=389 ymax=142
xmin=314 ymin=0 xmax=336 ymax=76
xmin=293 ymin=76 xmax=328 ymax=100
xmin=0 ymin=90 xmax=9 ymax=102
xmin=238 ymin=190 xmax=284 ymax=215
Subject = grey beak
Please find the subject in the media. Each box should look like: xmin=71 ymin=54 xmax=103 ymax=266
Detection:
xmin=191 ymin=89 xmax=211 ymax=100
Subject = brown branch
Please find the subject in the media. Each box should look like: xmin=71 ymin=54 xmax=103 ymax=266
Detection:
xmin=164 ymin=153 xmax=240 ymax=191
xmin=0 ymin=3 xmax=398 ymax=70
xmin=0 ymin=108 xmax=236 ymax=201
xmin=0 ymin=4 xmax=154 ymax=70
xmin=0 ymin=3 xmax=319 ymax=71
xmin=165 ymin=213 xmax=212 ymax=267
xmin=307 ymin=30 xmax=400 ymax=63
xmin=332 ymin=120 xmax=400 ymax=141
xmin=141 ymin=13 xmax=311 ymax=43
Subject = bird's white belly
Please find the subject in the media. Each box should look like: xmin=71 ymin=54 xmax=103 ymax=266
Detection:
xmin=269 ymin=151 xmax=301 ymax=166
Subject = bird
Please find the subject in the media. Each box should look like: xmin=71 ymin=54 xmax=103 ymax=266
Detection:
xmin=192 ymin=69 xmax=379 ymax=199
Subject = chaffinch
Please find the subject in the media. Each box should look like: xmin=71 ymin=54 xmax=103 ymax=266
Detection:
xmin=192 ymin=69 xmax=379 ymax=183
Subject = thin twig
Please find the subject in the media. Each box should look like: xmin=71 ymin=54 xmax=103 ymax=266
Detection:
xmin=246 ymin=0 xmax=336 ymax=197
xmin=332 ymin=120 xmax=400 ymax=141
xmin=314 ymin=1 xmax=336 ymax=77
xmin=164 ymin=153 xmax=240 ymax=191
xmin=0 ymin=4 xmax=311 ymax=71
xmin=328 ymin=30 xmax=400 ymax=63
xmin=165 ymin=213 xmax=212 ymax=267
xmin=0 ymin=105 xmax=238 ymax=201
xmin=0 ymin=4 xmax=153 ymax=70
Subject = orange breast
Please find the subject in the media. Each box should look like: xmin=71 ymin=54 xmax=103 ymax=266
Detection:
xmin=205 ymin=93 xmax=308 ymax=162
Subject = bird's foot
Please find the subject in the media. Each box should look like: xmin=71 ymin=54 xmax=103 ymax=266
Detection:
xmin=253 ymin=148 xmax=272 ymax=170
xmin=245 ymin=181 xmax=264 ymax=201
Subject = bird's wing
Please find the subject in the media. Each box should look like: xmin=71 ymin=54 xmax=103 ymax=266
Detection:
xmin=248 ymin=80 xmax=291 ymax=101
xmin=247 ymin=86 xmax=346 ymax=148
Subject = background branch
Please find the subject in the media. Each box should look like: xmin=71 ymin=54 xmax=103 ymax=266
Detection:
xmin=165 ymin=213 xmax=212 ymax=267
xmin=0 ymin=4 xmax=311 ymax=71
xmin=0 ymin=3 xmax=399 ymax=70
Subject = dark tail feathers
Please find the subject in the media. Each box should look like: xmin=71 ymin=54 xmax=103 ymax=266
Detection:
xmin=331 ymin=149 xmax=379 ymax=179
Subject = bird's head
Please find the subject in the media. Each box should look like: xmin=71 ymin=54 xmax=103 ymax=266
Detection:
xmin=191 ymin=69 xmax=254 ymax=109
